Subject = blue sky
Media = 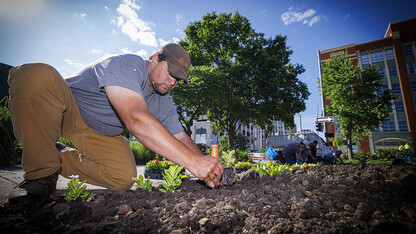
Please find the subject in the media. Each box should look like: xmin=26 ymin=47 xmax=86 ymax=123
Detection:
xmin=1 ymin=0 xmax=415 ymax=135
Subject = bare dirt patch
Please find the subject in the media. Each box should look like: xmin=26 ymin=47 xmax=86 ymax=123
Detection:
xmin=1 ymin=164 xmax=415 ymax=233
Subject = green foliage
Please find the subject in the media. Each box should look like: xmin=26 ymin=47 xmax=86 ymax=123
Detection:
xmin=235 ymin=161 xmax=252 ymax=170
xmin=180 ymin=11 xmax=309 ymax=148
xmin=196 ymin=143 xmax=207 ymax=154
xmin=170 ymin=66 xmax=216 ymax=136
xmin=130 ymin=142 xmax=160 ymax=164
xmin=235 ymin=149 xmax=249 ymax=162
xmin=220 ymin=149 xmax=236 ymax=167
xmin=133 ymin=175 xmax=153 ymax=192
xmin=252 ymin=162 xmax=267 ymax=178
xmin=63 ymin=175 xmax=90 ymax=202
xmin=234 ymin=134 xmax=249 ymax=150
xmin=252 ymin=162 xmax=314 ymax=178
xmin=259 ymin=148 xmax=266 ymax=153
xmin=58 ymin=137 xmax=76 ymax=149
xmin=347 ymin=149 xmax=415 ymax=164
xmin=321 ymin=52 xmax=395 ymax=159
xmin=146 ymin=160 xmax=175 ymax=171
xmin=0 ymin=97 xmax=21 ymax=165
xmin=265 ymin=162 xmax=292 ymax=176
xmin=159 ymin=165 xmax=184 ymax=193
xmin=219 ymin=135 xmax=230 ymax=154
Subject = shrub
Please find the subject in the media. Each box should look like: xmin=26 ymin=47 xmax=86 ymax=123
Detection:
xmin=0 ymin=97 xmax=21 ymax=165
xmin=146 ymin=160 xmax=174 ymax=171
xmin=130 ymin=142 xmax=160 ymax=164
xmin=235 ymin=149 xmax=248 ymax=162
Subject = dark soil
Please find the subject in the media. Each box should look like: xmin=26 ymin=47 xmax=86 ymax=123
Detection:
xmin=1 ymin=164 xmax=416 ymax=233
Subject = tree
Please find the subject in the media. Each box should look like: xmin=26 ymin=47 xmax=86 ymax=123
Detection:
xmin=321 ymin=52 xmax=395 ymax=160
xmin=170 ymin=66 xmax=218 ymax=136
xmin=177 ymin=11 xmax=309 ymax=148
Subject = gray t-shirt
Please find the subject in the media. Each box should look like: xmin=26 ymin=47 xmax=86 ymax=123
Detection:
xmin=65 ymin=54 xmax=183 ymax=136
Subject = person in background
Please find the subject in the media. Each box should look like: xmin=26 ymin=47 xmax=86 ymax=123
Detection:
xmin=307 ymin=140 xmax=318 ymax=163
xmin=282 ymin=140 xmax=308 ymax=165
xmin=323 ymin=150 xmax=344 ymax=165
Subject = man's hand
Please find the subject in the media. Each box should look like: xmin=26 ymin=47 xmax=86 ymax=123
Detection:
xmin=188 ymin=155 xmax=224 ymax=188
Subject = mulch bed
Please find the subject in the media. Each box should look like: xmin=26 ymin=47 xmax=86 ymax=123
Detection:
xmin=1 ymin=164 xmax=415 ymax=233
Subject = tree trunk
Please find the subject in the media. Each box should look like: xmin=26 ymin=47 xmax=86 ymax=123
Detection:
xmin=228 ymin=123 xmax=235 ymax=149
xmin=346 ymin=124 xmax=353 ymax=161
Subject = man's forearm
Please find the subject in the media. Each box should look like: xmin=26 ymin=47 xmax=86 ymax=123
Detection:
xmin=175 ymin=131 xmax=204 ymax=156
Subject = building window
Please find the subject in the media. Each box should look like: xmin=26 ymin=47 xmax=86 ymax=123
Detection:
xmin=195 ymin=128 xmax=207 ymax=144
xmin=411 ymin=81 xmax=416 ymax=92
xmin=391 ymin=83 xmax=401 ymax=95
xmin=403 ymin=44 xmax=413 ymax=57
xmin=398 ymin=120 xmax=408 ymax=131
xmin=388 ymin=65 xmax=397 ymax=76
xmin=395 ymin=101 xmax=404 ymax=112
xmin=407 ymin=63 xmax=416 ymax=74
xmin=371 ymin=51 xmax=383 ymax=63
xmin=382 ymin=121 xmax=396 ymax=132
xmin=378 ymin=67 xmax=386 ymax=78
xmin=385 ymin=48 xmax=395 ymax=60
xmin=372 ymin=126 xmax=380 ymax=132
xmin=361 ymin=53 xmax=369 ymax=65
xmin=377 ymin=85 xmax=388 ymax=96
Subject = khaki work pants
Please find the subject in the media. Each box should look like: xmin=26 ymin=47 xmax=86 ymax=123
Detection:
xmin=8 ymin=63 xmax=137 ymax=190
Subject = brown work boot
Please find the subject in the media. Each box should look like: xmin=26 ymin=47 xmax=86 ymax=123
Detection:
xmin=7 ymin=171 xmax=59 ymax=204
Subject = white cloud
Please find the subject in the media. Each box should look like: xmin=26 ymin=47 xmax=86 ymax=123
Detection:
xmin=105 ymin=6 xmax=109 ymax=10
xmin=121 ymin=48 xmax=132 ymax=53
xmin=261 ymin=9 xmax=268 ymax=17
xmin=172 ymin=37 xmax=180 ymax=43
xmin=281 ymin=7 xmax=324 ymax=27
xmin=64 ymin=59 xmax=83 ymax=69
xmin=175 ymin=14 xmax=182 ymax=23
xmin=89 ymin=47 xmax=103 ymax=54
xmin=158 ymin=39 xmax=169 ymax=47
xmin=76 ymin=13 xmax=87 ymax=18
xmin=343 ymin=14 xmax=351 ymax=22
xmin=116 ymin=0 xmax=157 ymax=47
xmin=136 ymin=49 xmax=147 ymax=57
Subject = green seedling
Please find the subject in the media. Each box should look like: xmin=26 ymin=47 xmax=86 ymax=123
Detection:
xmin=63 ymin=175 xmax=90 ymax=202
xmin=252 ymin=162 xmax=267 ymax=178
xmin=159 ymin=165 xmax=184 ymax=193
xmin=133 ymin=175 xmax=153 ymax=192
xmin=221 ymin=149 xmax=236 ymax=167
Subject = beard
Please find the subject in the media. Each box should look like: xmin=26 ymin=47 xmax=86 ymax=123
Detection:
xmin=150 ymin=81 xmax=171 ymax=95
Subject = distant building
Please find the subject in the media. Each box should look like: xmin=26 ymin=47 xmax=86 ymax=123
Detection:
xmin=190 ymin=117 xmax=297 ymax=152
xmin=318 ymin=17 xmax=416 ymax=152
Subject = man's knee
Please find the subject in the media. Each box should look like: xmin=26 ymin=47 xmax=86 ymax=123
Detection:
xmin=8 ymin=63 xmax=62 ymax=98
xmin=108 ymin=166 xmax=137 ymax=190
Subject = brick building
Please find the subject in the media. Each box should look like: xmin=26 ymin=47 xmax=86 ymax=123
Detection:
xmin=318 ymin=17 xmax=416 ymax=153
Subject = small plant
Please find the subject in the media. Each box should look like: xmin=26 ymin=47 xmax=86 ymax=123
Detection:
xmin=63 ymin=175 xmax=90 ymax=202
xmin=159 ymin=165 xmax=184 ymax=193
xmin=235 ymin=161 xmax=252 ymax=170
xmin=133 ymin=175 xmax=153 ymax=192
xmin=252 ymin=162 xmax=267 ymax=178
xmin=221 ymin=149 xmax=236 ymax=168
xmin=146 ymin=160 xmax=174 ymax=172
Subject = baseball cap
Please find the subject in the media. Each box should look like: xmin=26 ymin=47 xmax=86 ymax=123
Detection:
xmin=159 ymin=43 xmax=191 ymax=84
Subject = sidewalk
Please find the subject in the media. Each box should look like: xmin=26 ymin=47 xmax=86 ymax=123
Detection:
xmin=0 ymin=165 xmax=159 ymax=205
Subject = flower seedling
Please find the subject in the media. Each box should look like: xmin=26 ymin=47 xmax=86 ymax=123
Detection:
xmin=63 ymin=175 xmax=90 ymax=202
xmin=159 ymin=165 xmax=184 ymax=193
xmin=221 ymin=149 xmax=236 ymax=168
xmin=133 ymin=175 xmax=153 ymax=192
